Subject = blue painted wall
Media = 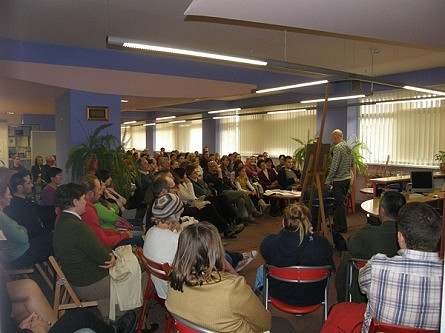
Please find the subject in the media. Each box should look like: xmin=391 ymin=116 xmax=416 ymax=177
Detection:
xmin=22 ymin=114 xmax=56 ymax=131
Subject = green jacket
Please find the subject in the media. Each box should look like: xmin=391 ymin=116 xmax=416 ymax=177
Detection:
xmin=53 ymin=211 xmax=111 ymax=287
xmin=94 ymin=202 xmax=119 ymax=230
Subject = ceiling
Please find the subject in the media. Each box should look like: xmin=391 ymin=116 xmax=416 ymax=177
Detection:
xmin=0 ymin=0 xmax=444 ymax=122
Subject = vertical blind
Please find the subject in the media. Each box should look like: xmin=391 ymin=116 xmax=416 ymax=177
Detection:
xmin=155 ymin=120 xmax=202 ymax=152
xmin=219 ymin=105 xmax=317 ymax=157
xmin=121 ymin=125 xmax=146 ymax=150
xmin=360 ymin=89 xmax=445 ymax=166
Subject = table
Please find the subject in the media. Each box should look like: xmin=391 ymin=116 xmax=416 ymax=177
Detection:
xmin=264 ymin=190 xmax=301 ymax=207
xmin=361 ymin=190 xmax=445 ymax=217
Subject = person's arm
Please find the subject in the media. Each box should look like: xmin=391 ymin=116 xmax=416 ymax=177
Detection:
xmin=347 ymin=229 xmax=365 ymax=258
xmin=326 ymin=145 xmax=340 ymax=183
xmin=246 ymin=179 xmax=256 ymax=193
xmin=1 ymin=215 xmax=29 ymax=245
xmin=230 ymin=276 xmax=272 ymax=332
xmin=234 ymin=180 xmax=243 ymax=191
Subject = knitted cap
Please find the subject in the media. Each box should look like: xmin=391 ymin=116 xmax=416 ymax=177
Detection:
xmin=152 ymin=193 xmax=183 ymax=219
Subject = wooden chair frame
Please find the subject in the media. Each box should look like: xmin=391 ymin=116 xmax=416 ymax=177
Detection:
xmin=48 ymin=256 xmax=98 ymax=318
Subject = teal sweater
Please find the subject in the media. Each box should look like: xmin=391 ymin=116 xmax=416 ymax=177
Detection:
xmin=53 ymin=211 xmax=111 ymax=287
xmin=0 ymin=212 xmax=29 ymax=262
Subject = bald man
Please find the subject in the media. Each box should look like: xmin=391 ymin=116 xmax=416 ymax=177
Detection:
xmin=325 ymin=129 xmax=354 ymax=233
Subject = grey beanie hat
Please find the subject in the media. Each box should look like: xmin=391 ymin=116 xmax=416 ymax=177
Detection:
xmin=152 ymin=193 xmax=183 ymax=219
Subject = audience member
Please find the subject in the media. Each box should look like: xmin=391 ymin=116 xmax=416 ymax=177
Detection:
xmin=235 ymin=167 xmax=269 ymax=213
xmin=359 ymin=202 xmax=442 ymax=331
xmin=258 ymin=203 xmax=333 ymax=306
xmin=325 ymin=129 xmax=354 ymax=233
xmin=335 ymin=191 xmax=406 ymax=302
xmin=41 ymin=155 xmax=56 ymax=184
xmin=10 ymin=155 xmax=27 ymax=173
xmin=244 ymin=156 xmax=259 ymax=181
xmin=0 ymin=183 xmax=53 ymax=269
xmin=166 ymin=222 xmax=273 ymax=333
xmin=275 ymin=154 xmax=286 ymax=172
xmin=96 ymin=169 xmax=127 ymax=213
xmin=5 ymin=172 xmax=53 ymax=237
xmin=41 ymin=167 xmax=63 ymax=206
xmin=133 ymin=157 xmax=156 ymax=209
xmin=30 ymin=155 xmax=44 ymax=183
xmin=53 ymin=183 xmax=117 ymax=318
xmin=277 ymin=156 xmax=301 ymax=190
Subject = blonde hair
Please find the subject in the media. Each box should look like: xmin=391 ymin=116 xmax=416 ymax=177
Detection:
xmin=282 ymin=203 xmax=312 ymax=245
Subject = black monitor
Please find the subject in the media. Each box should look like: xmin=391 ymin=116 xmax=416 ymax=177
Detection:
xmin=410 ymin=171 xmax=434 ymax=193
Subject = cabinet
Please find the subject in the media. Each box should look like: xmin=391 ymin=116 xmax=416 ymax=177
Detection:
xmin=8 ymin=125 xmax=39 ymax=170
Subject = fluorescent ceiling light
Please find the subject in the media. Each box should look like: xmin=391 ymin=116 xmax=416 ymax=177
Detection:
xmin=123 ymin=120 xmax=136 ymax=125
xmin=120 ymin=99 xmax=129 ymax=103
xmin=121 ymin=126 xmax=130 ymax=129
xmin=256 ymin=80 xmax=328 ymax=94
xmin=208 ymin=108 xmax=241 ymax=114
xmin=403 ymin=86 xmax=445 ymax=96
xmin=156 ymin=116 xmax=176 ymax=120
xmin=376 ymin=97 xmax=445 ymax=106
xmin=301 ymin=94 xmax=365 ymax=103
xmin=120 ymin=42 xmax=267 ymax=66
xmin=6 ymin=112 xmax=15 ymax=115
xmin=143 ymin=123 xmax=156 ymax=127
xmin=213 ymin=115 xmax=239 ymax=120
xmin=267 ymin=109 xmax=307 ymax=115
xmin=169 ymin=120 xmax=186 ymax=124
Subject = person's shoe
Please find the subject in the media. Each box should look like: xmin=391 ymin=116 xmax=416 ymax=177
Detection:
xmin=235 ymin=250 xmax=258 ymax=272
xmin=252 ymin=211 xmax=263 ymax=218
xmin=230 ymin=223 xmax=244 ymax=234
xmin=112 ymin=309 xmax=138 ymax=333
xmin=223 ymin=229 xmax=237 ymax=238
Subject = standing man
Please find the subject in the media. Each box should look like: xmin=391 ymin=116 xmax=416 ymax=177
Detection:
xmin=325 ymin=129 xmax=354 ymax=233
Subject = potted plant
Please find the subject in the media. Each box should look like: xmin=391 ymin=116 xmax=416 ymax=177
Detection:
xmin=348 ymin=134 xmax=370 ymax=175
xmin=66 ymin=123 xmax=140 ymax=199
xmin=434 ymin=150 xmax=445 ymax=173
xmin=292 ymin=130 xmax=316 ymax=170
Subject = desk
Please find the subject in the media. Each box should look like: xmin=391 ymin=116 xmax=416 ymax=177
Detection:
xmin=361 ymin=190 xmax=444 ymax=217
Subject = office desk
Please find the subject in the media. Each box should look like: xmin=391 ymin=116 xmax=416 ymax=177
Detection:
xmin=361 ymin=190 xmax=445 ymax=217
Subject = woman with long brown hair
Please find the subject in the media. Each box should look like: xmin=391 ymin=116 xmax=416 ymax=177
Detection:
xmin=166 ymin=222 xmax=271 ymax=332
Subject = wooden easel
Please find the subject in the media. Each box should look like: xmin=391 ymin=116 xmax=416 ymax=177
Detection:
xmin=299 ymin=83 xmax=331 ymax=237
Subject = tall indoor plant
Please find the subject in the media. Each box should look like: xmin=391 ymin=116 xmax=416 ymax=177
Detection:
xmin=434 ymin=150 xmax=445 ymax=173
xmin=66 ymin=123 xmax=139 ymax=199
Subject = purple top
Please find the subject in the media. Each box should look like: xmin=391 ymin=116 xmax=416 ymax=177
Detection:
xmin=41 ymin=185 xmax=56 ymax=206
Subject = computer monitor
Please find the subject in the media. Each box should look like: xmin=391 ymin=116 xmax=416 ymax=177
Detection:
xmin=410 ymin=171 xmax=434 ymax=193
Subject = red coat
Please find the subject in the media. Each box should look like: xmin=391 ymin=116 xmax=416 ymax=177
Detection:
xmin=81 ymin=201 xmax=129 ymax=248
xmin=258 ymin=169 xmax=279 ymax=189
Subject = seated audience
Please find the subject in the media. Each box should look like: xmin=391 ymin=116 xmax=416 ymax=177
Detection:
xmin=41 ymin=167 xmax=63 ymax=206
xmin=235 ymin=167 xmax=270 ymax=213
xmin=277 ymin=156 xmax=301 ymax=190
xmin=96 ymin=169 xmax=127 ymax=213
xmin=30 ymin=155 xmax=44 ymax=183
xmin=259 ymin=202 xmax=333 ymax=306
xmin=132 ymin=157 xmax=156 ymax=209
xmin=53 ymin=183 xmax=117 ymax=318
xmin=78 ymin=175 xmax=143 ymax=249
xmin=220 ymin=155 xmax=235 ymax=185
xmin=257 ymin=160 xmax=279 ymax=190
xmin=204 ymin=161 xmax=262 ymax=222
xmin=5 ymin=172 xmax=54 ymax=237
xmin=0 ymin=183 xmax=53 ymax=269
xmin=335 ymin=191 xmax=406 ymax=302
xmin=275 ymin=154 xmax=286 ymax=173
xmin=358 ymin=202 xmax=442 ymax=331
xmin=244 ymin=156 xmax=259 ymax=181
xmin=166 ymin=222 xmax=273 ymax=333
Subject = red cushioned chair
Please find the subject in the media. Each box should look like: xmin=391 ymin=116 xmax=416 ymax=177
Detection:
xmin=134 ymin=247 xmax=173 ymax=333
xmin=368 ymin=317 xmax=439 ymax=333
xmin=171 ymin=313 xmax=216 ymax=333
xmin=346 ymin=258 xmax=368 ymax=302
xmin=263 ymin=265 xmax=332 ymax=322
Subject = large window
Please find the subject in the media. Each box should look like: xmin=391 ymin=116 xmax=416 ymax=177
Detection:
xmin=218 ymin=105 xmax=317 ymax=157
xmin=121 ymin=125 xmax=146 ymax=150
xmin=360 ymin=89 xmax=445 ymax=166
xmin=155 ymin=120 xmax=202 ymax=152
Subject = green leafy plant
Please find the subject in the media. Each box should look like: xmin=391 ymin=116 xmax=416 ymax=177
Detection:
xmin=66 ymin=123 xmax=139 ymax=199
xmin=434 ymin=150 xmax=445 ymax=164
xmin=292 ymin=130 xmax=316 ymax=169
xmin=348 ymin=134 xmax=370 ymax=175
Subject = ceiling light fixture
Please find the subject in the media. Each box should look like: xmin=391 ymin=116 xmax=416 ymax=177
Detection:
xmin=376 ymin=97 xmax=445 ymax=106
xmin=301 ymin=94 xmax=365 ymax=104
xmin=256 ymin=80 xmax=328 ymax=94
xmin=169 ymin=120 xmax=186 ymax=124
xmin=120 ymin=99 xmax=130 ymax=103
xmin=107 ymin=36 xmax=267 ymax=67
xmin=213 ymin=115 xmax=239 ymax=120
xmin=403 ymin=86 xmax=445 ymax=96
xmin=6 ymin=112 xmax=15 ymax=115
xmin=266 ymin=109 xmax=307 ymax=115
xmin=156 ymin=115 xmax=176 ymax=120
xmin=123 ymin=120 xmax=136 ymax=125
xmin=143 ymin=123 xmax=156 ymax=126
xmin=208 ymin=108 xmax=241 ymax=114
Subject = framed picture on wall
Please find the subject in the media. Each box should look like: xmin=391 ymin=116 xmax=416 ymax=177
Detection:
xmin=86 ymin=106 xmax=109 ymax=121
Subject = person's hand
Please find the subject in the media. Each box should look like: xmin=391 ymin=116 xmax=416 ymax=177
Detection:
xmin=30 ymin=315 xmax=51 ymax=333
xmin=184 ymin=176 xmax=190 ymax=184
xmin=294 ymin=177 xmax=300 ymax=183
xmin=99 ymin=253 xmax=116 ymax=269
xmin=126 ymin=231 xmax=133 ymax=238
xmin=19 ymin=312 xmax=37 ymax=330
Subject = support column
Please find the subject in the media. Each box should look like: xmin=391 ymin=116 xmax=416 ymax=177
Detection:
xmin=202 ymin=119 xmax=217 ymax=153
xmin=145 ymin=125 xmax=156 ymax=154
xmin=55 ymin=90 xmax=121 ymax=182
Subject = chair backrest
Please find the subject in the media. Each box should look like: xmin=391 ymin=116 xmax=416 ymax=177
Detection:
xmin=368 ymin=317 xmax=439 ymax=333
xmin=171 ymin=313 xmax=216 ymax=333
xmin=266 ymin=265 xmax=331 ymax=283
xmin=346 ymin=258 xmax=368 ymax=302
xmin=134 ymin=247 xmax=170 ymax=281
xmin=48 ymin=256 xmax=98 ymax=318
